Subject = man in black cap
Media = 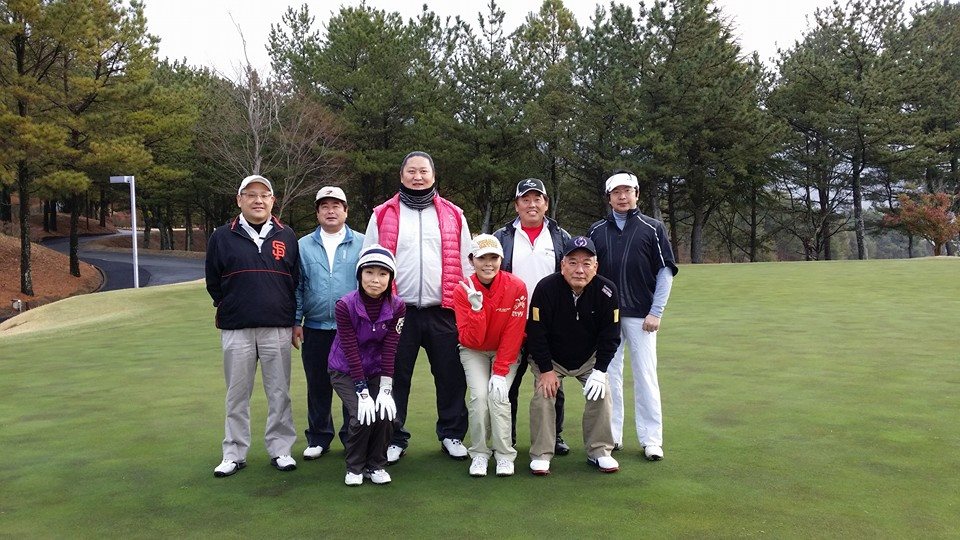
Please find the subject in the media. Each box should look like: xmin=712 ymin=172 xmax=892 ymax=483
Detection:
xmin=525 ymin=236 xmax=621 ymax=476
xmin=492 ymin=178 xmax=573 ymax=455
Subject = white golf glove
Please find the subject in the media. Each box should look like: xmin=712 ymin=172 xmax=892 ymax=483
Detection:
xmin=488 ymin=374 xmax=508 ymax=404
xmin=376 ymin=376 xmax=397 ymax=421
xmin=583 ymin=369 xmax=607 ymax=401
xmin=460 ymin=280 xmax=483 ymax=311
xmin=356 ymin=384 xmax=376 ymax=426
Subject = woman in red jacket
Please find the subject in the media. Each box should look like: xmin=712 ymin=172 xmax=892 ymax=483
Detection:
xmin=454 ymin=234 xmax=528 ymax=477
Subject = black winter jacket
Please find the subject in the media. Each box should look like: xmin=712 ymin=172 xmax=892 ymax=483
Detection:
xmin=588 ymin=209 xmax=678 ymax=318
xmin=205 ymin=215 xmax=300 ymax=330
xmin=526 ymin=272 xmax=620 ymax=373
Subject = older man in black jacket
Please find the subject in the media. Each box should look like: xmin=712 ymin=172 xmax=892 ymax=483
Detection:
xmin=525 ymin=236 xmax=620 ymax=476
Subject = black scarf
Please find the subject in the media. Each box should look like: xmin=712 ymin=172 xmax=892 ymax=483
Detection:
xmin=399 ymin=185 xmax=436 ymax=211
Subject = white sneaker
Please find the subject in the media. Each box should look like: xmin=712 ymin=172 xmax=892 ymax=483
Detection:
xmin=303 ymin=446 xmax=326 ymax=460
xmin=530 ymin=459 xmax=551 ymax=476
xmin=364 ymin=468 xmax=392 ymax=484
xmin=344 ymin=472 xmax=363 ymax=486
xmin=271 ymin=455 xmax=297 ymax=471
xmin=469 ymin=456 xmax=489 ymax=477
xmin=213 ymin=459 xmax=246 ymax=478
xmin=386 ymin=444 xmax=406 ymax=465
xmin=588 ymin=455 xmax=619 ymax=473
xmin=441 ymin=438 xmax=468 ymax=460
xmin=495 ymin=459 xmax=514 ymax=477
xmin=644 ymin=445 xmax=664 ymax=461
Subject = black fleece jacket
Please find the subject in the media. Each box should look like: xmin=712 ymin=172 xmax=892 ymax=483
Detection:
xmin=205 ymin=215 xmax=299 ymax=330
xmin=525 ymin=272 xmax=621 ymax=373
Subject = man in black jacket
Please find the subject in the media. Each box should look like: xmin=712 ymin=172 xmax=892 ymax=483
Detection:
xmin=588 ymin=171 xmax=678 ymax=461
xmin=526 ymin=236 xmax=621 ymax=476
xmin=492 ymin=178 xmax=571 ymax=455
xmin=205 ymin=174 xmax=301 ymax=478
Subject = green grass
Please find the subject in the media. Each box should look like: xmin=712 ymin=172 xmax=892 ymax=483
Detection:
xmin=1 ymin=258 xmax=958 ymax=538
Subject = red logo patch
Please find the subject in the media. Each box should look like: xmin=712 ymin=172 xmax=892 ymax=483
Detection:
xmin=272 ymin=240 xmax=286 ymax=261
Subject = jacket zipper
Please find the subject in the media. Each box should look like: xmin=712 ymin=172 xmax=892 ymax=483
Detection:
xmin=417 ymin=209 xmax=423 ymax=308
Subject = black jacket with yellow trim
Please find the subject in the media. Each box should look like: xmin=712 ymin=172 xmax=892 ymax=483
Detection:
xmin=525 ymin=272 xmax=620 ymax=373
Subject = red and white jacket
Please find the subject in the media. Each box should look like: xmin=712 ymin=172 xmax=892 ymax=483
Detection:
xmin=453 ymin=270 xmax=528 ymax=376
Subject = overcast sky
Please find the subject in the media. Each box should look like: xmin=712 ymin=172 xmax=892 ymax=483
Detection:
xmin=143 ymin=0 xmax=922 ymax=77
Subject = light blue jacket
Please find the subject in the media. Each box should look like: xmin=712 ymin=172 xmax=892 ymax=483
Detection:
xmin=295 ymin=225 xmax=364 ymax=329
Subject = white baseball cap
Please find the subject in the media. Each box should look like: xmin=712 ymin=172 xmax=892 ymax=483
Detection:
xmin=315 ymin=186 xmax=347 ymax=205
xmin=470 ymin=234 xmax=504 ymax=258
xmin=604 ymin=172 xmax=639 ymax=193
xmin=238 ymin=174 xmax=273 ymax=195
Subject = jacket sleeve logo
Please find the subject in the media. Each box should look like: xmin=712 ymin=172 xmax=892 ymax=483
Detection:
xmin=271 ymin=240 xmax=286 ymax=261
xmin=512 ymin=295 xmax=527 ymax=317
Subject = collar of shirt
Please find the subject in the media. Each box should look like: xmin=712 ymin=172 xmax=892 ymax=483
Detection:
xmin=239 ymin=214 xmax=273 ymax=247
xmin=320 ymin=226 xmax=346 ymax=242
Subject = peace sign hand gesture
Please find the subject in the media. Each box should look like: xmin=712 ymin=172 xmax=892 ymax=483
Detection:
xmin=459 ymin=280 xmax=483 ymax=311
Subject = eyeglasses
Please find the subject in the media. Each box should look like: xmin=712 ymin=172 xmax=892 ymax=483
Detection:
xmin=240 ymin=192 xmax=273 ymax=201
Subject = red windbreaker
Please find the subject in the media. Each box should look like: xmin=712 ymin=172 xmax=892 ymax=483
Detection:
xmin=453 ymin=270 xmax=528 ymax=376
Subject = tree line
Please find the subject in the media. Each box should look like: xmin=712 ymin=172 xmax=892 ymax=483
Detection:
xmin=2 ymin=0 xmax=958 ymax=296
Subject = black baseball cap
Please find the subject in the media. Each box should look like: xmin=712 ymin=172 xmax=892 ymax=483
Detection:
xmin=515 ymin=178 xmax=547 ymax=198
xmin=562 ymin=236 xmax=597 ymax=257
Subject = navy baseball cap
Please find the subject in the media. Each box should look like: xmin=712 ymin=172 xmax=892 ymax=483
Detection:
xmin=562 ymin=236 xmax=597 ymax=257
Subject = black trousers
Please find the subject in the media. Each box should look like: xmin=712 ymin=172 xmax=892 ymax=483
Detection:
xmin=301 ymin=327 xmax=349 ymax=448
xmin=330 ymin=371 xmax=393 ymax=474
xmin=390 ymin=305 xmax=468 ymax=448
xmin=509 ymin=348 xmax=565 ymax=444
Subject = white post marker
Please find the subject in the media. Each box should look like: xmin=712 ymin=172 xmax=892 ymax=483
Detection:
xmin=109 ymin=175 xmax=140 ymax=288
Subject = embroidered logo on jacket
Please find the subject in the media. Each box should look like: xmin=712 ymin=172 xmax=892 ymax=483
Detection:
xmin=512 ymin=295 xmax=527 ymax=317
xmin=272 ymin=240 xmax=286 ymax=261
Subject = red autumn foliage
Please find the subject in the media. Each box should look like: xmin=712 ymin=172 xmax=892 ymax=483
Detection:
xmin=883 ymin=192 xmax=960 ymax=256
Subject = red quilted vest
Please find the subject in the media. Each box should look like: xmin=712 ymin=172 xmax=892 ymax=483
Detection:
xmin=373 ymin=193 xmax=465 ymax=309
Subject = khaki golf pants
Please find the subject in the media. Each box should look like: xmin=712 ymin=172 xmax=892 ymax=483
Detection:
xmin=221 ymin=327 xmax=297 ymax=461
xmin=529 ymin=356 xmax=614 ymax=462
xmin=460 ymin=347 xmax=519 ymax=462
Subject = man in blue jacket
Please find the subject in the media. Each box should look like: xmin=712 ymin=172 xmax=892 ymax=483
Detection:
xmin=588 ymin=171 xmax=678 ymax=461
xmin=206 ymin=174 xmax=300 ymax=477
xmin=293 ymin=186 xmax=364 ymax=460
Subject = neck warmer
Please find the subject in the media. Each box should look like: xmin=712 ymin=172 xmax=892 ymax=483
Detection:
xmin=399 ymin=185 xmax=436 ymax=211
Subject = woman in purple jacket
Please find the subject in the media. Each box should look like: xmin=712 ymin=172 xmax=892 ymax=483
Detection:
xmin=328 ymin=245 xmax=406 ymax=486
